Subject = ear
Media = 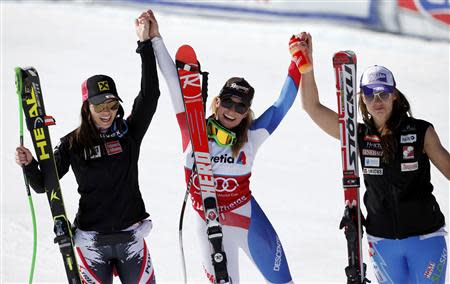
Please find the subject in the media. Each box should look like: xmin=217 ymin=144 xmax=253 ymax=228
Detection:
xmin=215 ymin=97 xmax=221 ymax=109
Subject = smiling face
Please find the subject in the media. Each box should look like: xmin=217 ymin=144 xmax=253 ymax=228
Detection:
xmin=362 ymin=91 xmax=397 ymax=129
xmin=215 ymin=96 xmax=249 ymax=129
xmin=89 ymin=99 xmax=119 ymax=130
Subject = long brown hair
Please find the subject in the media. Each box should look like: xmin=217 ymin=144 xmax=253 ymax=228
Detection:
xmin=359 ymin=89 xmax=412 ymax=163
xmin=69 ymin=101 xmax=124 ymax=155
xmin=210 ymin=96 xmax=254 ymax=157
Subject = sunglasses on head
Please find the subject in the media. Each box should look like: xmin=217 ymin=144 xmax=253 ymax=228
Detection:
xmin=363 ymin=92 xmax=393 ymax=103
xmin=93 ymin=100 xmax=120 ymax=113
xmin=220 ymin=97 xmax=249 ymax=115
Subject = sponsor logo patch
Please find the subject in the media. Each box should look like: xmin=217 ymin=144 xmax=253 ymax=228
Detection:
xmin=400 ymin=134 xmax=417 ymax=144
xmin=401 ymin=162 xmax=419 ymax=172
xmin=424 ymin=261 xmax=436 ymax=279
xmin=402 ymin=145 xmax=414 ymax=159
xmin=365 ymin=157 xmax=380 ymax=167
xmin=363 ymin=168 xmax=383 ymax=175
xmin=97 ymin=80 xmax=110 ymax=91
xmin=366 ymin=141 xmax=382 ymax=150
xmin=105 ymin=140 xmax=122 ymax=155
xmin=362 ymin=149 xmax=383 ymax=156
xmin=364 ymin=135 xmax=381 ymax=143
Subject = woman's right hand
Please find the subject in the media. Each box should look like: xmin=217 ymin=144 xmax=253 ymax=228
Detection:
xmin=16 ymin=146 xmax=33 ymax=166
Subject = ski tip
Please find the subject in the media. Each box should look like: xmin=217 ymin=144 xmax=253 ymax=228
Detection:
xmin=176 ymin=45 xmax=198 ymax=65
xmin=332 ymin=50 xmax=357 ymax=65
xmin=14 ymin=67 xmax=24 ymax=95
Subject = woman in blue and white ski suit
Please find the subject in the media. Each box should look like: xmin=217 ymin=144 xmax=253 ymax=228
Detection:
xmin=152 ymin=22 xmax=303 ymax=284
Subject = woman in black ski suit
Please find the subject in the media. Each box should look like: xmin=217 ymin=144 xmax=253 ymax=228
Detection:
xmin=15 ymin=10 xmax=160 ymax=283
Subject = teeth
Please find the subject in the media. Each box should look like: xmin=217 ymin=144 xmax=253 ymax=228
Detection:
xmin=224 ymin=114 xmax=235 ymax=120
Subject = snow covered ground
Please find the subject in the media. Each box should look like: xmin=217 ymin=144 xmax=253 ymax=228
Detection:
xmin=1 ymin=1 xmax=449 ymax=283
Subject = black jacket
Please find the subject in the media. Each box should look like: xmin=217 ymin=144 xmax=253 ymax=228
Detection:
xmin=358 ymin=117 xmax=445 ymax=239
xmin=25 ymin=40 xmax=160 ymax=233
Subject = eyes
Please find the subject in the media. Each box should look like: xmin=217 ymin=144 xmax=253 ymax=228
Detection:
xmin=220 ymin=98 xmax=249 ymax=114
xmin=92 ymin=100 xmax=120 ymax=113
xmin=363 ymin=92 xmax=393 ymax=103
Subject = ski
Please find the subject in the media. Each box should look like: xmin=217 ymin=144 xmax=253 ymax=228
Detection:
xmin=15 ymin=67 xmax=82 ymax=283
xmin=332 ymin=51 xmax=369 ymax=284
xmin=175 ymin=45 xmax=231 ymax=284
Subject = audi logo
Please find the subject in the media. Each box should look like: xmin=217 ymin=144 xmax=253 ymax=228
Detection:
xmin=192 ymin=174 xmax=239 ymax=192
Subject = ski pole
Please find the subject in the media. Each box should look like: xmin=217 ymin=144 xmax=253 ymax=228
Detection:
xmin=179 ymin=164 xmax=197 ymax=284
xmin=15 ymin=67 xmax=38 ymax=284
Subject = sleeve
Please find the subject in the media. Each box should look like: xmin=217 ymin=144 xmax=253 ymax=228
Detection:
xmin=23 ymin=138 xmax=71 ymax=194
xmin=152 ymin=37 xmax=190 ymax=152
xmin=249 ymin=61 xmax=301 ymax=149
xmin=126 ymin=39 xmax=161 ymax=144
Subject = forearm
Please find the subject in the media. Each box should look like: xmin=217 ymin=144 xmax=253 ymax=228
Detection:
xmin=137 ymin=39 xmax=160 ymax=104
xmin=300 ymin=70 xmax=340 ymax=139
xmin=152 ymin=37 xmax=185 ymax=114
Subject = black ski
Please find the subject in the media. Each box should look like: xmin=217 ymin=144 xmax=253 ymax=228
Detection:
xmin=15 ymin=67 xmax=82 ymax=283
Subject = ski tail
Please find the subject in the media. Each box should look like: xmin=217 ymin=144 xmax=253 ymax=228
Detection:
xmin=16 ymin=67 xmax=82 ymax=283
xmin=176 ymin=45 xmax=231 ymax=284
xmin=332 ymin=52 xmax=369 ymax=284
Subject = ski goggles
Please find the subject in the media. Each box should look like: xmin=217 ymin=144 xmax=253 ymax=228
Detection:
xmin=363 ymin=92 xmax=393 ymax=103
xmin=92 ymin=100 xmax=120 ymax=113
xmin=219 ymin=97 xmax=249 ymax=115
xmin=207 ymin=118 xmax=237 ymax=147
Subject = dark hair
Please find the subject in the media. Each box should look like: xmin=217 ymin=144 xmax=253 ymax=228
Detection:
xmin=359 ymin=89 xmax=412 ymax=163
xmin=69 ymin=101 xmax=124 ymax=155
xmin=210 ymin=96 xmax=254 ymax=157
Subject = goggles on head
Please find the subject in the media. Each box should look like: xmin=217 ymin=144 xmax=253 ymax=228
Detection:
xmin=207 ymin=118 xmax=237 ymax=147
xmin=363 ymin=92 xmax=393 ymax=103
xmin=93 ymin=100 xmax=120 ymax=113
xmin=219 ymin=96 xmax=249 ymax=115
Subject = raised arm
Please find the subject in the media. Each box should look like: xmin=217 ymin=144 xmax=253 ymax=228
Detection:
xmin=127 ymin=10 xmax=161 ymax=143
xmin=251 ymin=61 xmax=300 ymax=136
xmin=299 ymin=32 xmax=340 ymax=140
xmin=152 ymin=31 xmax=191 ymax=151
xmin=424 ymin=126 xmax=450 ymax=179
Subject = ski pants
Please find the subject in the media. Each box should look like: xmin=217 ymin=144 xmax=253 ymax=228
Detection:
xmin=368 ymin=233 xmax=447 ymax=284
xmin=195 ymin=197 xmax=293 ymax=284
xmin=74 ymin=219 xmax=155 ymax=284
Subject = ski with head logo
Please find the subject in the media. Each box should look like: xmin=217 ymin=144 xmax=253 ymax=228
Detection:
xmin=332 ymin=51 xmax=370 ymax=284
xmin=15 ymin=67 xmax=82 ymax=283
xmin=175 ymin=45 xmax=231 ymax=284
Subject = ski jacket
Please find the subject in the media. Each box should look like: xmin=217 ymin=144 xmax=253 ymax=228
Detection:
xmin=24 ymin=40 xmax=160 ymax=233
xmin=153 ymin=37 xmax=301 ymax=215
xmin=358 ymin=117 xmax=445 ymax=239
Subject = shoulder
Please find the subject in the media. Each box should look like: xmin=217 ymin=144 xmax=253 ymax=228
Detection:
xmin=401 ymin=117 xmax=433 ymax=132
